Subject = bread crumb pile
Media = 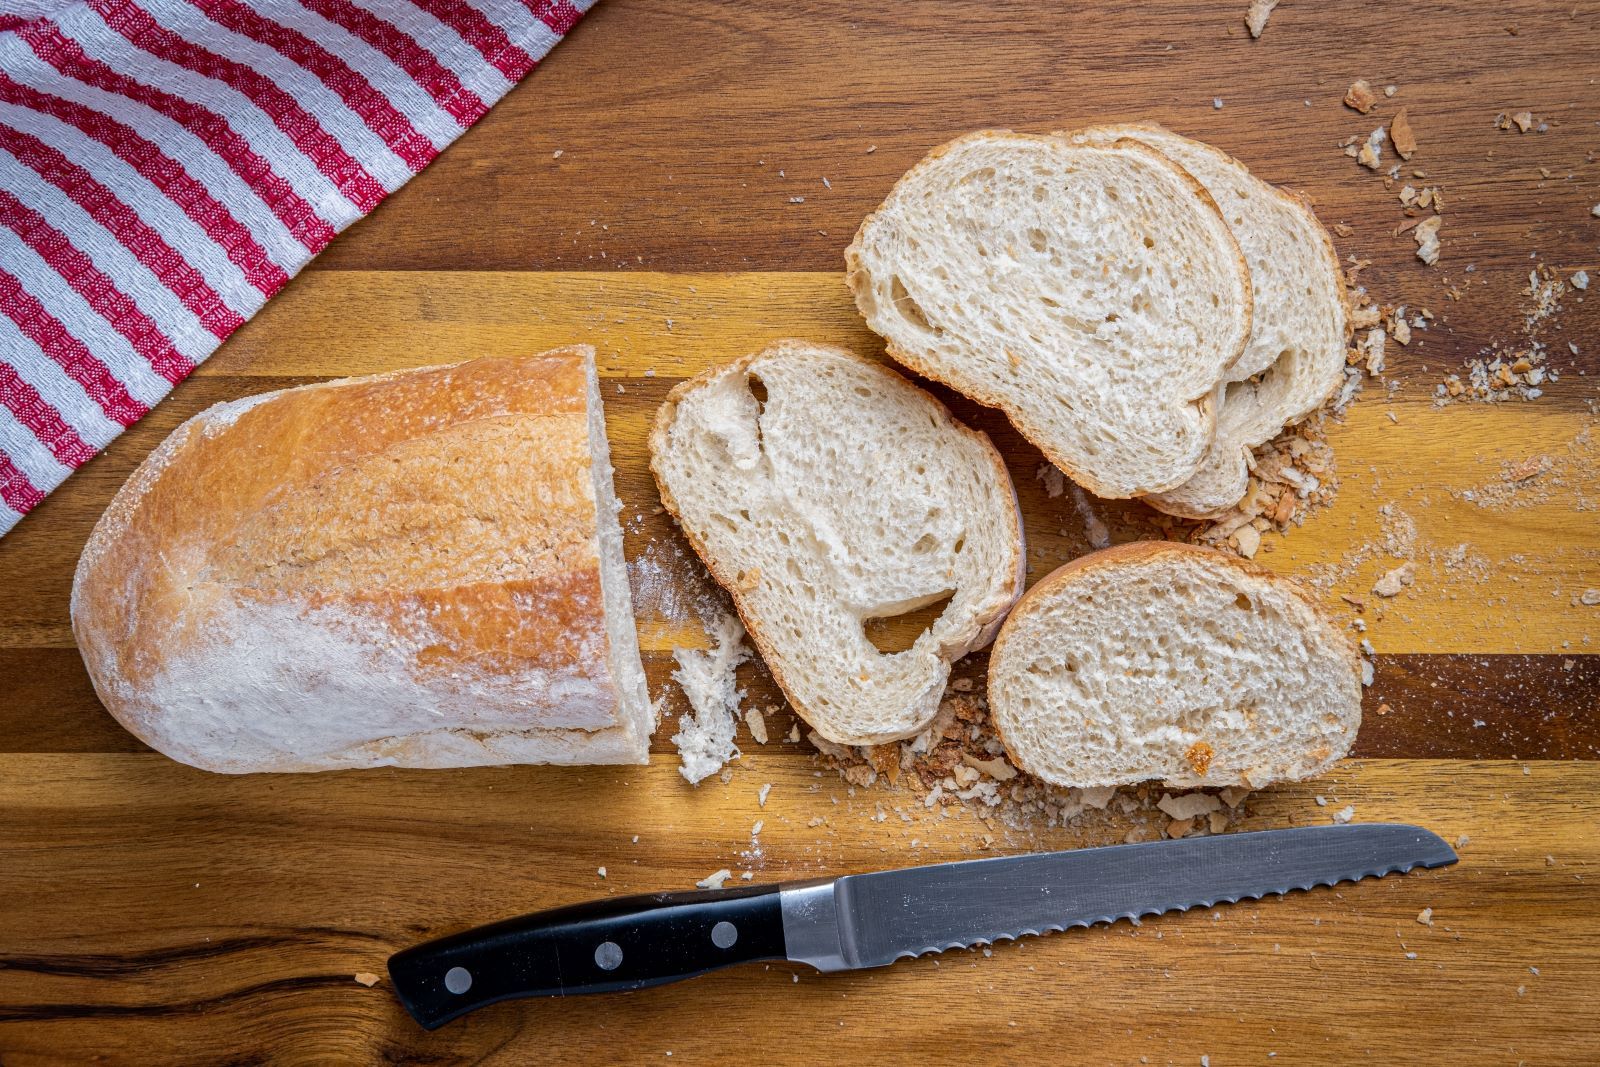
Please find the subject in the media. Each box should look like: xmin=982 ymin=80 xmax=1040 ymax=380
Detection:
xmin=807 ymin=689 xmax=1248 ymax=840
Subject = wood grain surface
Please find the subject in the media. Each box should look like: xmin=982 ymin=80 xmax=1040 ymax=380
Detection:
xmin=2 ymin=0 xmax=1598 ymax=1063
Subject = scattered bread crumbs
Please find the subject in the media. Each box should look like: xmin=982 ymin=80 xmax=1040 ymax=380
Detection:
xmin=1244 ymin=0 xmax=1277 ymax=38
xmin=1413 ymin=215 xmax=1441 ymax=265
xmin=354 ymin=972 xmax=380 ymax=987
xmin=1344 ymin=79 xmax=1379 ymax=114
xmin=697 ymin=869 xmax=733 ymax=889
xmin=1390 ymin=108 xmax=1417 ymax=159
xmin=1435 ymin=265 xmax=1567 ymax=404
xmin=1332 ymin=805 xmax=1356 ymax=824
xmin=758 ymin=783 xmax=772 ymax=807
xmin=744 ymin=707 xmax=768 ymax=744
xmin=1572 ymin=271 xmax=1589 ymax=291
xmin=1581 ymin=589 xmax=1600 ymax=606
xmin=1417 ymin=907 xmax=1434 ymax=926
xmin=1333 ymin=221 xmax=1354 ymax=237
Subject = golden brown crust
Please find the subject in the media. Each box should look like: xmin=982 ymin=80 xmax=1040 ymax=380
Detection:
xmin=72 ymin=350 xmax=642 ymax=771
xmin=648 ymin=339 xmax=1026 ymax=741
xmin=844 ymin=129 xmax=1251 ymax=499
xmin=986 ymin=541 xmax=1362 ymax=775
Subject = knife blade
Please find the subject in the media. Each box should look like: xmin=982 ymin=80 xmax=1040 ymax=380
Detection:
xmin=388 ymin=822 xmax=1455 ymax=1029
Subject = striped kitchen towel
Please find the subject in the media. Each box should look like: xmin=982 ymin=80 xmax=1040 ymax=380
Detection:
xmin=0 ymin=0 xmax=592 ymax=536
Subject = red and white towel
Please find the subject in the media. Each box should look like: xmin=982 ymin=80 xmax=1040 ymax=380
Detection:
xmin=0 ymin=0 xmax=591 ymax=536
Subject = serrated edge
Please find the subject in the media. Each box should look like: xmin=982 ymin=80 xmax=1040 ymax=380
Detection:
xmin=885 ymin=855 xmax=1448 ymax=963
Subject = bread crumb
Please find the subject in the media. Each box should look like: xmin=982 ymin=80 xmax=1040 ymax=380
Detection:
xmin=1512 ymin=110 xmax=1534 ymax=132
xmin=1373 ymin=562 xmax=1415 ymax=597
xmin=1581 ymin=589 xmax=1600 ymax=606
xmin=1344 ymin=79 xmax=1379 ymax=113
xmin=354 ymin=972 xmax=381 ymax=987
xmin=1208 ymin=810 xmax=1229 ymax=834
xmin=744 ymin=707 xmax=768 ymax=744
xmin=1390 ymin=108 xmax=1417 ymax=159
xmin=1167 ymin=817 xmax=1196 ymax=838
xmin=1315 ymin=795 xmax=1328 ymax=807
xmin=1413 ymin=215 xmax=1442 ymax=265
xmin=1219 ymin=786 xmax=1251 ymax=808
xmin=1244 ymin=0 xmax=1277 ymax=37
xmin=962 ymin=752 xmax=1018 ymax=781
xmin=697 ymin=869 xmax=732 ymax=890
xmin=1213 ymin=97 xmax=1224 ymax=109
xmin=552 ymin=149 xmax=563 ymax=158
xmin=1357 ymin=126 xmax=1386 ymax=169
xmin=1332 ymin=804 xmax=1356 ymax=824
xmin=1159 ymin=792 xmax=1223 ymax=820
xmin=1036 ymin=463 xmax=1067 ymax=498
xmin=597 ymin=866 xmax=607 ymax=878
xmin=758 ymin=783 xmax=772 ymax=807
xmin=1573 ymin=270 xmax=1589 ymax=291
xmin=1417 ymin=907 xmax=1434 ymax=925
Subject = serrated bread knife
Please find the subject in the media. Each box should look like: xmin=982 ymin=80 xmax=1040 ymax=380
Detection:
xmin=388 ymin=822 xmax=1455 ymax=1029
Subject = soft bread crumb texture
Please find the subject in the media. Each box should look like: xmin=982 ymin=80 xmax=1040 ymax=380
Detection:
xmin=70 ymin=350 xmax=652 ymax=773
xmin=1068 ymin=125 xmax=1348 ymax=520
xmin=650 ymin=340 xmax=1024 ymax=745
xmin=846 ymin=130 xmax=1251 ymax=499
xmin=670 ymin=609 xmax=752 ymax=784
xmin=988 ymin=542 xmax=1361 ymax=789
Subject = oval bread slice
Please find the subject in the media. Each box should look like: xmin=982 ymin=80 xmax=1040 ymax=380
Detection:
xmin=1067 ymin=124 xmax=1350 ymax=519
xmin=988 ymin=542 xmax=1361 ymax=789
xmin=650 ymin=340 xmax=1025 ymax=745
xmin=846 ymin=130 xmax=1253 ymax=499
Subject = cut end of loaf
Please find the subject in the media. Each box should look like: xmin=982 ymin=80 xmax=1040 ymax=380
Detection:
xmin=988 ymin=542 xmax=1361 ymax=789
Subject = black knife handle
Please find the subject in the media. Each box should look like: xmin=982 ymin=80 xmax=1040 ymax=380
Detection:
xmin=387 ymin=882 xmax=787 ymax=1029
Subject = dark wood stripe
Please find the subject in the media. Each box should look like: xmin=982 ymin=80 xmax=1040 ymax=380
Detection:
xmin=5 ymin=646 xmax=1594 ymax=761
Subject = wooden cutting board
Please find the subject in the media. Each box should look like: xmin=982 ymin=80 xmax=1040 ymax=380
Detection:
xmin=2 ymin=2 xmax=1597 ymax=1062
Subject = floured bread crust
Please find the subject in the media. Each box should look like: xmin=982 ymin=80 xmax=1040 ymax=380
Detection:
xmin=71 ymin=349 xmax=653 ymax=773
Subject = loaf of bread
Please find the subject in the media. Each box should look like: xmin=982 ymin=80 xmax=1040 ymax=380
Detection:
xmin=987 ymin=542 xmax=1361 ymax=789
xmin=846 ymin=130 xmax=1253 ymax=499
xmin=650 ymin=340 xmax=1024 ymax=745
xmin=71 ymin=348 xmax=654 ymax=773
xmin=1067 ymin=124 xmax=1350 ymax=518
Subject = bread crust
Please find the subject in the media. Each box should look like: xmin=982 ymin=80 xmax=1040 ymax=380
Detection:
xmin=845 ymin=129 xmax=1253 ymax=499
xmin=987 ymin=541 xmax=1363 ymax=786
xmin=649 ymin=340 xmax=1026 ymax=744
xmin=71 ymin=349 xmax=650 ymax=772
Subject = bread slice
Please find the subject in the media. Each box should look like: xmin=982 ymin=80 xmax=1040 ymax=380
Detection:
xmin=1067 ymin=124 xmax=1350 ymax=519
xmin=845 ymin=130 xmax=1253 ymax=499
xmin=71 ymin=349 xmax=655 ymax=772
xmin=649 ymin=340 xmax=1025 ymax=745
xmin=988 ymin=542 xmax=1361 ymax=789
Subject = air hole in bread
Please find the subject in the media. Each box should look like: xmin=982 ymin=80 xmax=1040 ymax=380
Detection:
xmin=890 ymin=276 xmax=935 ymax=332
xmin=863 ymin=590 xmax=954 ymax=654
xmin=959 ymin=167 xmax=996 ymax=187
xmin=1143 ymin=234 xmax=1155 ymax=249
xmin=1027 ymin=227 xmax=1049 ymax=253
xmin=1235 ymin=592 xmax=1252 ymax=611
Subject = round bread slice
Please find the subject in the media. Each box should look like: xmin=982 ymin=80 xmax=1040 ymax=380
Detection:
xmin=988 ymin=542 xmax=1361 ymax=789
xmin=1067 ymin=124 xmax=1350 ymax=519
xmin=845 ymin=130 xmax=1252 ymax=499
xmin=650 ymin=340 xmax=1025 ymax=745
